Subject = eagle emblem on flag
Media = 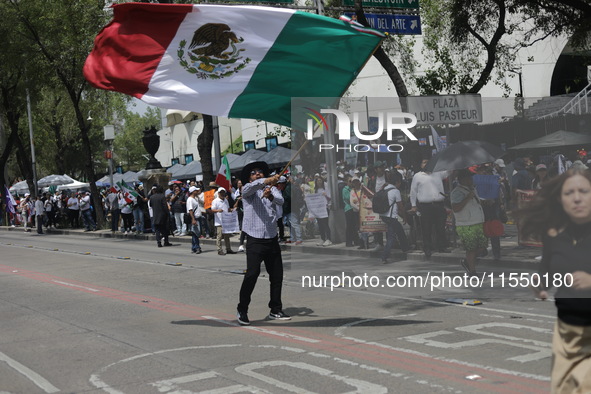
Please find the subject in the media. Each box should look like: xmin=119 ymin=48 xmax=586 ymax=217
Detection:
xmin=178 ymin=23 xmax=250 ymax=80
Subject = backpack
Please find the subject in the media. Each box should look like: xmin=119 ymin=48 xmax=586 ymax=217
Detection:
xmin=371 ymin=186 xmax=395 ymax=214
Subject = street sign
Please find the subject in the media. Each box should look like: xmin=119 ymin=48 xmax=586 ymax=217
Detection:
xmin=406 ymin=94 xmax=483 ymax=125
xmin=343 ymin=0 xmax=419 ymax=9
xmin=347 ymin=13 xmax=421 ymax=35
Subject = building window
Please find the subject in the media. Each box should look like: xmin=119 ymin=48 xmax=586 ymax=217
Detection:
xmin=184 ymin=154 xmax=194 ymax=164
xmin=244 ymin=140 xmax=255 ymax=151
xmin=265 ymin=136 xmax=278 ymax=152
xmin=171 ymin=158 xmax=180 ymax=166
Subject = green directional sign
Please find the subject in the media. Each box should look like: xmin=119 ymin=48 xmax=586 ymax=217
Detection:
xmin=343 ymin=0 xmax=419 ymax=9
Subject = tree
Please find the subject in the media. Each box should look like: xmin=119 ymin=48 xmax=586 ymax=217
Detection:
xmin=115 ymin=107 xmax=162 ymax=172
xmin=8 ymin=0 xmax=111 ymax=225
xmin=198 ymin=115 xmax=215 ymax=187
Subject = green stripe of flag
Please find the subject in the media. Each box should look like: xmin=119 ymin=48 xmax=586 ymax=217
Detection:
xmin=229 ymin=11 xmax=382 ymax=126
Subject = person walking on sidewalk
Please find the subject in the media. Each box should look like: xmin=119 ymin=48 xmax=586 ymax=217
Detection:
xmin=149 ymin=185 xmax=172 ymax=248
xmin=211 ymin=188 xmax=236 ymax=255
xmin=34 ymin=195 xmax=44 ymax=235
xmin=380 ymin=172 xmax=410 ymax=264
xmin=518 ymin=167 xmax=591 ymax=393
xmin=186 ymin=186 xmax=202 ymax=254
xmin=410 ymin=159 xmax=450 ymax=259
xmin=237 ymin=161 xmax=290 ymax=326
xmin=80 ymin=192 xmax=96 ymax=232
xmin=450 ymin=169 xmax=487 ymax=276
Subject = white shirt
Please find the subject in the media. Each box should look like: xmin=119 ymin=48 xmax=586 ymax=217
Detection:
xmin=186 ymin=196 xmax=201 ymax=219
xmin=34 ymin=199 xmax=44 ymax=216
xmin=67 ymin=197 xmax=79 ymax=210
xmin=450 ymin=185 xmax=484 ymax=226
xmin=379 ymin=185 xmax=401 ymax=219
xmin=211 ymin=197 xmax=229 ymax=227
xmin=119 ymin=197 xmax=132 ymax=214
xmin=410 ymin=171 xmax=448 ymax=206
xmin=80 ymin=195 xmax=91 ymax=211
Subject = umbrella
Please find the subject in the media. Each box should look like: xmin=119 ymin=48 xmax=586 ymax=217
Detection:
xmin=38 ymin=174 xmax=75 ymax=187
xmin=8 ymin=180 xmax=29 ymax=195
xmin=424 ymin=140 xmax=505 ymax=173
xmin=509 ymin=130 xmax=591 ymax=150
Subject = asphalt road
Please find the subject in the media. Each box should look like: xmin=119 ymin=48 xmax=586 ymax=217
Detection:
xmin=0 ymin=231 xmax=557 ymax=393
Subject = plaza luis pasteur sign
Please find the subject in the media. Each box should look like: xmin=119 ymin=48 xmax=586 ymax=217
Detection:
xmin=406 ymin=94 xmax=483 ymax=125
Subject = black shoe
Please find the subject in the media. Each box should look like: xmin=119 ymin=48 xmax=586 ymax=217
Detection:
xmin=424 ymin=251 xmax=432 ymax=260
xmin=218 ymin=251 xmax=226 ymax=256
xmin=157 ymin=242 xmax=163 ymax=248
xmin=237 ymin=311 xmax=250 ymax=326
xmin=163 ymin=242 xmax=173 ymax=247
xmin=268 ymin=310 xmax=291 ymax=320
xmin=381 ymin=258 xmax=389 ymax=264
xmin=195 ymin=249 xmax=202 ymax=254
xmin=226 ymin=250 xmax=237 ymax=254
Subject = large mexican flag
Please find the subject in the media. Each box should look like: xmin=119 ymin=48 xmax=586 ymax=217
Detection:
xmin=83 ymin=3 xmax=384 ymax=126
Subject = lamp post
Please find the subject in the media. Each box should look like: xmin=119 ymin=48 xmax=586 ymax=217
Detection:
xmin=221 ymin=125 xmax=234 ymax=153
xmin=103 ymin=125 xmax=115 ymax=188
xmin=508 ymin=68 xmax=524 ymax=118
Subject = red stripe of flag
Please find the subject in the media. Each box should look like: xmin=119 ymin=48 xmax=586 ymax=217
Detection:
xmin=83 ymin=3 xmax=193 ymax=98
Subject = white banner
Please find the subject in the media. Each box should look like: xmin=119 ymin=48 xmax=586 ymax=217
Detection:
xmin=305 ymin=193 xmax=328 ymax=219
xmin=221 ymin=211 xmax=240 ymax=234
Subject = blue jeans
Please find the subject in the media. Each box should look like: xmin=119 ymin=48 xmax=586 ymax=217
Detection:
xmin=191 ymin=222 xmax=201 ymax=252
xmin=133 ymin=207 xmax=144 ymax=233
xmin=287 ymin=212 xmax=302 ymax=242
xmin=382 ymin=216 xmax=409 ymax=260
xmin=81 ymin=209 xmax=96 ymax=230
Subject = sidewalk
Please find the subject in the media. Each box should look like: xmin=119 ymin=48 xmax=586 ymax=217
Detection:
xmin=0 ymin=222 xmax=541 ymax=271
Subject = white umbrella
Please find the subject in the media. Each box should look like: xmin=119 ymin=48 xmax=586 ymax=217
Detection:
xmin=38 ymin=174 xmax=75 ymax=187
xmin=57 ymin=180 xmax=90 ymax=191
xmin=9 ymin=180 xmax=29 ymax=195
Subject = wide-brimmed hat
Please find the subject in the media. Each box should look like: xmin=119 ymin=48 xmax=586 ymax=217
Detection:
xmin=241 ymin=161 xmax=270 ymax=184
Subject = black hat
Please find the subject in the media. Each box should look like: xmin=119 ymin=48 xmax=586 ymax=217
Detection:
xmin=241 ymin=161 xmax=270 ymax=184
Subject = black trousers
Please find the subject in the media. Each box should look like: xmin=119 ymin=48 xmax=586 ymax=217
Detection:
xmin=417 ymin=201 xmax=447 ymax=253
xmin=238 ymin=235 xmax=283 ymax=314
xmin=345 ymin=209 xmax=360 ymax=246
xmin=154 ymin=222 xmax=169 ymax=245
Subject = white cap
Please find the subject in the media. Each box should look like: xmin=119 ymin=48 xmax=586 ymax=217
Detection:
xmin=217 ymin=187 xmax=227 ymax=193
xmin=24 ymin=193 xmax=30 ymax=197
xmin=278 ymin=176 xmax=287 ymax=183
xmin=189 ymin=186 xmax=198 ymax=193
xmin=494 ymin=159 xmax=506 ymax=168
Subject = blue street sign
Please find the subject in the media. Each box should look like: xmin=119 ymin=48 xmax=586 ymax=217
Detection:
xmin=347 ymin=13 xmax=421 ymax=35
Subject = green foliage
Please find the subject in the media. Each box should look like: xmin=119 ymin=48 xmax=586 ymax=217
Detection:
xmin=114 ymin=107 xmax=163 ymax=172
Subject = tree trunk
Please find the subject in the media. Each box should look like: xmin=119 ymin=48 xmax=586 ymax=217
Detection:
xmin=354 ymin=0 xmax=410 ymax=111
xmin=198 ymin=115 xmax=215 ymax=187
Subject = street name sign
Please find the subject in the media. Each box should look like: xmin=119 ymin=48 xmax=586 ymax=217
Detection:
xmin=347 ymin=13 xmax=421 ymax=35
xmin=406 ymin=94 xmax=483 ymax=125
xmin=343 ymin=0 xmax=419 ymax=9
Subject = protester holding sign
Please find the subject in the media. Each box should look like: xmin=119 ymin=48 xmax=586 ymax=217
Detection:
xmin=211 ymin=188 xmax=236 ymax=256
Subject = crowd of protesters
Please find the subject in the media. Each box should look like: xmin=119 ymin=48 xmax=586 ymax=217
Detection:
xmin=2 ymin=149 xmax=590 ymax=264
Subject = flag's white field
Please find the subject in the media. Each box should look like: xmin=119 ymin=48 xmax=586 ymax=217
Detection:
xmin=84 ymin=3 xmax=384 ymax=126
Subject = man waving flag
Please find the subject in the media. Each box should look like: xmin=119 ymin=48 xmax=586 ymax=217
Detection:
xmin=83 ymin=3 xmax=384 ymax=127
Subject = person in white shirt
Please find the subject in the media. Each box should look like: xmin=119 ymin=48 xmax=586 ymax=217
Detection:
xmin=34 ymin=195 xmax=44 ymax=234
xmin=211 ymin=188 xmax=236 ymax=255
xmin=186 ymin=186 xmax=202 ymax=254
xmin=410 ymin=159 xmax=450 ymax=259
xmin=450 ymin=169 xmax=487 ymax=276
xmin=43 ymin=192 xmax=55 ymax=229
xmin=79 ymin=191 xmax=96 ymax=232
xmin=119 ymin=195 xmax=133 ymax=235
xmin=66 ymin=192 xmax=80 ymax=228
xmin=380 ymin=172 xmax=410 ymax=264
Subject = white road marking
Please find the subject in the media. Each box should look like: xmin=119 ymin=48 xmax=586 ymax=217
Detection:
xmin=236 ymin=360 xmax=388 ymax=394
xmin=0 ymin=351 xmax=60 ymax=393
xmin=52 ymin=280 xmax=100 ymax=292
xmin=202 ymin=316 xmax=320 ymax=344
